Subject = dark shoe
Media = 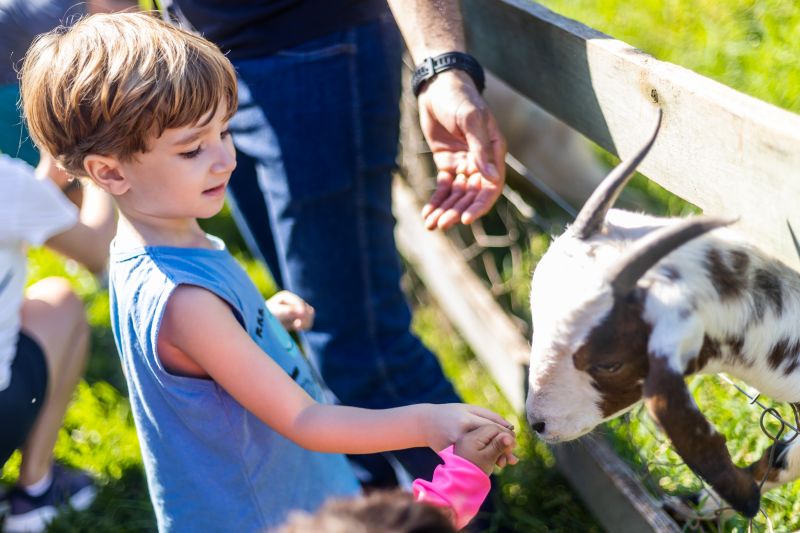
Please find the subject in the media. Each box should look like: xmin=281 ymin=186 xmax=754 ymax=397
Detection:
xmin=0 ymin=486 xmax=9 ymax=518
xmin=3 ymin=464 xmax=96 ymax=533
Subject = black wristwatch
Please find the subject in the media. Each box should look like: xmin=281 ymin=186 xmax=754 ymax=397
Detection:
xmin=411 ymin=52 xmax=486 ymax=97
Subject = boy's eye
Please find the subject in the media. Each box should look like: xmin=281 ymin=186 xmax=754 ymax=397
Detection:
xmin=221 ymin=129 xmax=231 ymax=139
xmin=180 ymin=146 xmax=202 ymax=159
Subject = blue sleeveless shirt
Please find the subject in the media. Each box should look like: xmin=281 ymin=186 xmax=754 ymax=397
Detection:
xmin=108 ymin=237 xmax=360 ymax=532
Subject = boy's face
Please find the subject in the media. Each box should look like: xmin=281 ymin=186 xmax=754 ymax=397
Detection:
xmin=114 ymin=104 xmax=236 ymax=222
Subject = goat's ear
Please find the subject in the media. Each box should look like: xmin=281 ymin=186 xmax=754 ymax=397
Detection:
xmin=643 ymin=353 xmax=760 ymax=517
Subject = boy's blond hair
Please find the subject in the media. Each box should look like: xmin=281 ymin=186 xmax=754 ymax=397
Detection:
xmin=20 ymin=12 xmax=237 ymax=176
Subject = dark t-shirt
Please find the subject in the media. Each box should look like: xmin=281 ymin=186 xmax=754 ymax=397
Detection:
xmin=173 ymin=0 xmax=389 ymax=60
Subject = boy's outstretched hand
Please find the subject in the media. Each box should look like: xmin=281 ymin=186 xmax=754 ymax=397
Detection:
xmin=454 ymin=424 xmax=518 ymax=475
xmin=267 ymin=290 xmax=315 ymax=331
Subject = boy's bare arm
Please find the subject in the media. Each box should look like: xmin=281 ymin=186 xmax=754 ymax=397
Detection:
xmin=160 ymin=286 xmax=511 ymax=454
xmin=44 ymin=180 xmax=116 ymax=274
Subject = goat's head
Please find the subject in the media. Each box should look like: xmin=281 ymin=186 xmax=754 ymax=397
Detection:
xmin=526 ymin=109 xmax=760 ymax=517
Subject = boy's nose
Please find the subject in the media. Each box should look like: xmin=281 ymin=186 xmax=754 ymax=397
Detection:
xmin=213 ymin=146 xmax=237 ymax=175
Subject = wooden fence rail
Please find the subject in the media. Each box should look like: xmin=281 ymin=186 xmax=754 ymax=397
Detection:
xmin=396 ymin=1 xmax=800 ymax=531
xmin=463 ymin=0 xmax=800 ymax=270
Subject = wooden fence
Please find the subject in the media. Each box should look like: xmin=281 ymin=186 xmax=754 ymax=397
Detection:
xmin=394 ymin=1 xmax=800 ymax=531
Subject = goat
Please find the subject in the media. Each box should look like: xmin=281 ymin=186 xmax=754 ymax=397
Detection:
xmin=525 ymin=108 xmax=800 ymax=518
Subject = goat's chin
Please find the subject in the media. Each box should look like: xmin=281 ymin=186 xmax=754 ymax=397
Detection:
xmin=540 ymin=404 xmax=638 ymax=443
xmin=540 ymin=426 xmax=595 ymax=444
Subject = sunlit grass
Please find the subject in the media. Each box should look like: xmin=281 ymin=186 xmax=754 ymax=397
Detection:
xmin=535 ymin=0 xmax=800 ymax=114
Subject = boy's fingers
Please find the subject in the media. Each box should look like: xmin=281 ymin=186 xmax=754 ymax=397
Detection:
xmin=465 ymin=423 xmax=505 ymax=448
xmin=468 ymin=405 xmax=513 ymax=429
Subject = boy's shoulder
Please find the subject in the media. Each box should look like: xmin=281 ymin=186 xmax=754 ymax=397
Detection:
xmin=111 ymin=244 xmax=224 ymax=292
xmin=110 ymin=243 xmax=256 ymax=317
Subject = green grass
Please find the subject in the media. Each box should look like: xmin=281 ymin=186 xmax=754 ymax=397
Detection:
xmin=604 ymin=376 xmax=800 ymax=531
xmin=535 ymin=0 xmax=800 ymax=114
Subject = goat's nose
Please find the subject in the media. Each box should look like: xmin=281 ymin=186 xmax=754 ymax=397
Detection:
xmin=527 ymin=412 xmax=546 ymax=434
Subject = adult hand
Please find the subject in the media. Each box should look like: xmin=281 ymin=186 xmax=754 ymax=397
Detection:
xmin=417 ymin=70 xmax=506 ymax=230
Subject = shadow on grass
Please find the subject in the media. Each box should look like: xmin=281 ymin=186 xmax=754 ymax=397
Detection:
xmin=47 ymin=467 xmax=155 ymax=533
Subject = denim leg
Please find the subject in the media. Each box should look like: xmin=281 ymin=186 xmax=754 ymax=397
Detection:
xmin=229 ymin=17 xmax=461 ymax=482
xmin=226 ymin=149 xmax=284 ymax=287
xmin=232 ymin=17 xmax=459 ymax=410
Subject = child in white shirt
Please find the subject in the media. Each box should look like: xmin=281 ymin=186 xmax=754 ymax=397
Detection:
xmin=0 ymin=154 xmax=114 ymax=533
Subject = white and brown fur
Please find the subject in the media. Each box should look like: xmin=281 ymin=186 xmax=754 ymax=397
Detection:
xmin=526 ymin=109 xmax=800 ymax=518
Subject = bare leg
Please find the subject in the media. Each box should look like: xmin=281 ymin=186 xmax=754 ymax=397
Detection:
xmin=17 ymin=277 xmax=89 ymax=485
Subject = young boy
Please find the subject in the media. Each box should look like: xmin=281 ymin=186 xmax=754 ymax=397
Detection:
xmin=20 ymin=13 xmax=516 ymax=532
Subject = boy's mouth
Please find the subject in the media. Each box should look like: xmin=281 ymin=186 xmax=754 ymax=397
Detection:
xmin=203 ymin=183 xmax=227 ymax=196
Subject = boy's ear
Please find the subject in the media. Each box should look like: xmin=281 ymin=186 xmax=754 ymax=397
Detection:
xmin=83 ymin=154 xmax=130 ymax=195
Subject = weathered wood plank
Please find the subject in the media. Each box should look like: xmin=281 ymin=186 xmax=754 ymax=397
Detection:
xmin=393 ymin=178 xmax=528 ymax=413
xmin=463 ymin=0 xmax=800 ymax=270
xmin=553 ymin=436 xmax=682 ymax=533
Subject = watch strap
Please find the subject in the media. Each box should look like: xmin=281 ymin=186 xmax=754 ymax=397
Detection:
xmin=411 ymin=52 xmax=486 ymax=97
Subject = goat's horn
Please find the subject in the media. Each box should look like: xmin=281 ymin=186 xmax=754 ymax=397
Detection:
xmin=608 ymin=216 xmax=737 ymax=298
xmin=571 ymin=108 xmax=663 ymax=240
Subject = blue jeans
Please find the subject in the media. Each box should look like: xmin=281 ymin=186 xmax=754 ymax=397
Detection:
xmin=227 ymin=15 xmax=460 ymax=482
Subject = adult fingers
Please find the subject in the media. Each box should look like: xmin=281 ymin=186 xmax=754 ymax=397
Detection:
xmin=425 ymin=171 xmax=469 ymax=229
xmin=460 ymin=185 xmax=502 ymax=225
xmin=436 ymin=190 xmax=477 ymax=230
xmin=466 ymin=423 xmax=506 ymax=445
xmin=490 ymin=115 xmax=508 ymax=182
xmin=460 ymin=101 xmax=501 ymax=185
xmin=440 ymin=172 xmax=482 ymax=228
xmin=421 ymin=170 xmax=454 ymax=219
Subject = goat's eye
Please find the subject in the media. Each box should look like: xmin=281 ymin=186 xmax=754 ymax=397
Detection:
xmin=592 ymin=362 xmax=623 ymax=374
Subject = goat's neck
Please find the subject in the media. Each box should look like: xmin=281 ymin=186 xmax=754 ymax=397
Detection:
xmin=678 ymin=236 xmax=800 ymax=402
